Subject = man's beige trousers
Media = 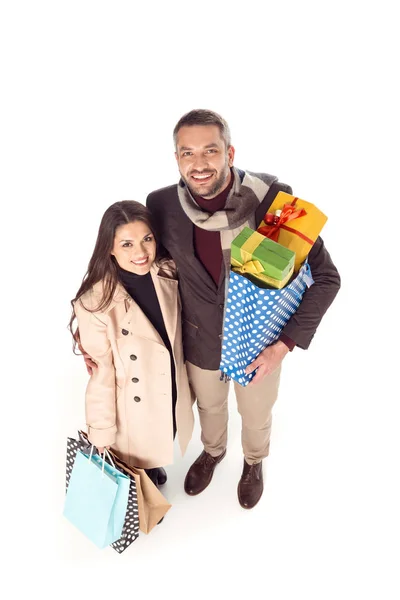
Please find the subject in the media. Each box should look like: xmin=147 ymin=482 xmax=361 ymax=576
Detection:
xmin=186 ymin=362 xmax=281 ymax=465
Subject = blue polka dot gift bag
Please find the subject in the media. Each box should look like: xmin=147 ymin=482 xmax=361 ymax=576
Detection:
xmin=219 ymin=263 xmax=314 ymax=386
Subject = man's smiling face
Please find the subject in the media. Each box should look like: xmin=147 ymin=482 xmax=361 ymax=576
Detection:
xmin=175 ymin=124 xmax=235 ymax=199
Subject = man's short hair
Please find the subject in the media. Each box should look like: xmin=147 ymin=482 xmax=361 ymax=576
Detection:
xmin=173 ymin=109 xmax=232 ymax=149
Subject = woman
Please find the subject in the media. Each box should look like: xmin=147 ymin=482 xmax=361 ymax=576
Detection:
xmin=69 ymin=201 xmax=194 ymax=486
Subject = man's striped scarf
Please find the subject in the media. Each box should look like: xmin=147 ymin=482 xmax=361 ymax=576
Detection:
xmin=177 ymin=167 xmax=278 ymax=290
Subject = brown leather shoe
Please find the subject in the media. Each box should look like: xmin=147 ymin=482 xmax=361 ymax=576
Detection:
xmin=237 ymin=459 xmax=264 ymax=509
xmin=184 ymin=449 xmax=226 ymax=496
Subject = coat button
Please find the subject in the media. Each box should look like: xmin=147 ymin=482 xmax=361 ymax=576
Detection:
xmin=132 ymin=377 xmax=139 ymax=383
xmin=122 ymin=329 xmax=129 ymax=336
xmin=134 ymin=396 xmax=141 ymax=402
xmin=219 ymin=304 xmax=224 ymax=309
xmin=130 ymin=354 xmax=137 ymax=361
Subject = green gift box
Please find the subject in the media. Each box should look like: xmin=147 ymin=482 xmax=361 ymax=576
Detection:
xmin=231 ymin=227 xmax=295 ymax=281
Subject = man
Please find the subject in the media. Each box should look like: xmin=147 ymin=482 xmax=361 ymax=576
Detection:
xmin=146 ymin=109 xmax=340 ymax=509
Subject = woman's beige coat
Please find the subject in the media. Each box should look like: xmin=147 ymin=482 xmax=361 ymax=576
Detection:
xmin=75 ymin=262 xmax=194 ymax=468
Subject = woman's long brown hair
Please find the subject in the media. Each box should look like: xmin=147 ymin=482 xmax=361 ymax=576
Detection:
xmin=69 ymin=200 xmax=168 ymax=352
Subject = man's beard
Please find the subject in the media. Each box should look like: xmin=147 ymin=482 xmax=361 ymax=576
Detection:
xmin=184 ymin=162 xmax=231 ymax=199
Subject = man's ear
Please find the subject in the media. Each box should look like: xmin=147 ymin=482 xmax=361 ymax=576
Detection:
xmin=228 ymin=145 xmax=235 ymax=167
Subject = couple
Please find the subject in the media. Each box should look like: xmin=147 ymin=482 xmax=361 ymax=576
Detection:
xmin=70 ymin=109 xmax=341 ymax=510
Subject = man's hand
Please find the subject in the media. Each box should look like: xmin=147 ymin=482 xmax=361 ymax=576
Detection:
xmin=245 ymin=340 xmax=289 ymax=385
xmin=80 ymin=346 xmax=97 ymax=376
xmin=74 ymin=328 xmax=97 ymax=376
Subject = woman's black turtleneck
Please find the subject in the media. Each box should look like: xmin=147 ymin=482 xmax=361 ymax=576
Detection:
xmin=117 ymin=265 xmax=177 ymax=439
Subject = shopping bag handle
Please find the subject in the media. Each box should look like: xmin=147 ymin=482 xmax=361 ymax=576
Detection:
xmin=103 ymin=448 xmax=115 ymax=468
xmin=88 ymin=445 xmax=116 ymax=474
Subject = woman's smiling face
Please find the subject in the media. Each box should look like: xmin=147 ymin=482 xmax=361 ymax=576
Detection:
xmin=111 ymin=220 xmax=156 ymax=275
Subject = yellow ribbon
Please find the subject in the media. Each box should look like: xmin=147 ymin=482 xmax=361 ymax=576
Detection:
xmin=231 ymin=257 xmax=264 ymax=275
xmin=231 ymin=230 xmax=266 ymax=274
xmin=232 ymin=260 xmax=294 ymax=289
xmin=240 ymin=232 xmax=263 ymax=258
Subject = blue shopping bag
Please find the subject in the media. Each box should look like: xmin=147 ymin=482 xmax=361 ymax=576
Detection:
xmin=63 ymin=448 xmax=130 ymax=549
xmin=219 ymin=263 xmax=314 ymax=386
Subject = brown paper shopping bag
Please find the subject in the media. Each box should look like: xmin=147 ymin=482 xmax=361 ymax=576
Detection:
xmin=111 ymin=454 xmax=172 ymax=533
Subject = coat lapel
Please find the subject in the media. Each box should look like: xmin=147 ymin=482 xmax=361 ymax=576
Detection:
xmin=150 ymin=264 xmax=178 ymax=349
xmin=118 ymin=298 xmax=165 ymax=346
xmin=169 ymin=200 xmax=218 ymax=293
xmin=103 ymin=266 xmax=178 ymax=348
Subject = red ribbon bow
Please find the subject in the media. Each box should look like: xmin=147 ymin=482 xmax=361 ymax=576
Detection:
xmin=257 ymin=198 xmax=313 ymax=245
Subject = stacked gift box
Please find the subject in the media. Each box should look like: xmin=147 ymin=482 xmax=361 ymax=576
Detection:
xmin=231 ymin=192 xmax=328 ymax=286
xmin=220 ymin=192 xmax=328 ymax=386
xmin=231 ymin=227 xmax=296 ymax=289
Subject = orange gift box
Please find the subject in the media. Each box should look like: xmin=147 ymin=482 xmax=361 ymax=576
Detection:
xmin=257 ymin=192 xmax=328 ymax=271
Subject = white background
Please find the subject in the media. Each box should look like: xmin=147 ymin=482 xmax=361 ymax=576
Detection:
xmin=1 ymin=1 xmax=399 ymax=598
